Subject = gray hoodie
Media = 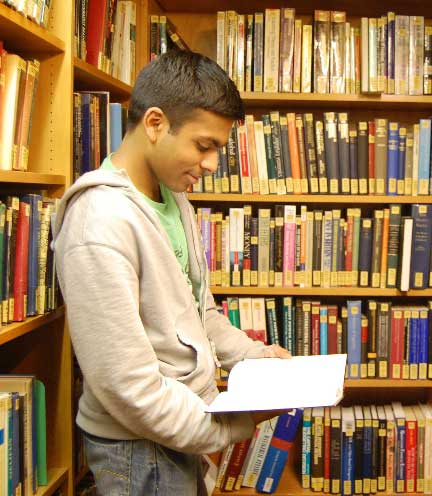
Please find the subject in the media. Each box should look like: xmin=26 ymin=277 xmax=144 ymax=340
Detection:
xmin=52 ymin=168 xmax=267 ymax=454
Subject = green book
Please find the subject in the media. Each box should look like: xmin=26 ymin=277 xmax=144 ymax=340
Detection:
xmin=35 ymin=380 xmax=47 ymax=486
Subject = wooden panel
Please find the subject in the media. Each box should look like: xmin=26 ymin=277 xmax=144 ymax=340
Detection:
xmin=210 ymin=287 xmax=432 ymax=297
xmin=29 ymin=53 xmax=73 ymax=181
xmin=0 ymin=4 xmax=64 ymax=55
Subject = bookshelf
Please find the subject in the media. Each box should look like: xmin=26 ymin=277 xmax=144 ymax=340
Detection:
xmin=0 ymin=0 xmax=73 ymax=495
xmin=147 ymin=0 xmax=432 ymax=494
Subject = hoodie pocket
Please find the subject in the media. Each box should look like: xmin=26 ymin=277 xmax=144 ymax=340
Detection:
xmin=175 ymin=331 xmax=201 ymax=382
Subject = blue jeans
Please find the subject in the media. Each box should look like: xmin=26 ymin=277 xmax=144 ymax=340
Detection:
xmin=83 ymin=432 xmax=208 ymax=495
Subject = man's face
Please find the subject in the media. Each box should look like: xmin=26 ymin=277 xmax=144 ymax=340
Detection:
xmin=149 ymin=109 xmax=234 ymax=193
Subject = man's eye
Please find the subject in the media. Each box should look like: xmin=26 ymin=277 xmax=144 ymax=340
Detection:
xmin=197 ymin=143 xmax=210 ymax=152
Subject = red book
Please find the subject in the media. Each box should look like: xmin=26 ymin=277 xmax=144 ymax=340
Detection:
xmin=13 ymin=200 xmax=30 ymax=321
xmin=390 ymin=307 xmax=405 ymax=379
xmin=327 ymin=305 xmax=338 ymax=354
xmin=86 ymin=0 xmax=108 ymax=68
xmin=222 ymin=438 xmax=252 ymax=491
xmin=404 ymin=406 xmax=417 ymax=493
xmin=311 ymin=301 xmax=321 ymax=355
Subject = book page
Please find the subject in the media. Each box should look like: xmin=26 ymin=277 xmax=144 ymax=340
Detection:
xmin=207 ymin=354 xmax=346 ymax=413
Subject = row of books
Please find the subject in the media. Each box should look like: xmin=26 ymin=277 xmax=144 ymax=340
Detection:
xmin=149 ymin=15 xmax=190 ymax=60
xmin=216 ymin=409 xmax=302 ymax=493
xmin=221 ymin=296 xmax=432 ymax=380
xmin=74 ymin=0 xmax=136 ymax=85
xmin=301 ymin=402 xmax=432 ymax=494
xmin=216 ymin=9 xmax=432 ymax=96
xmin=0 ymin=194 xmax=60 ymax=325
xmin=73 ymin=91 xmax=127 ymax=179
xmin=196 ymin=204 xmax=432 ymax=291
xmin=192 ymin=113 xmax=432 ymax=196
xmin=0 ymin=0 xmax=51 ymax=27
xmin=0 ymin=376 xmax=47 ymax=496
xmin=0 ymin=46 xmax=40 ymax=172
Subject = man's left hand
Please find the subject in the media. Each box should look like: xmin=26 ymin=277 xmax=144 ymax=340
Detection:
xmin=263 ymin=344 xmax=292 ymax=359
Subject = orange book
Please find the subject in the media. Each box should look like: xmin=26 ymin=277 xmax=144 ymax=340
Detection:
xmin=286 ymin=113 xmax=302 ymax=194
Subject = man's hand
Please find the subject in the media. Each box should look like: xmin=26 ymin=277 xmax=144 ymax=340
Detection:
xmin=250 ymin=410 xmax=287 ymax=426
xmin=263 ymin=344 xmax=292 ymax=359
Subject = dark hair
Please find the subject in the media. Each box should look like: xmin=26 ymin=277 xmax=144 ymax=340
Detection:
xmin=127 ymin=50 xmax=245 ymax=132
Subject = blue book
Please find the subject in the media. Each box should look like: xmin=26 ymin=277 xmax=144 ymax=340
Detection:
xmin=24 ymin=194 xmax=42 ymax=317
xmin=11 ymin=392 xmax=21 ymax=496
xmin=397 ymin=127 xmax=406 ymax=195
xmin=410 ymin=204 xmax=432 ymax=289
xmin=418 ymin=119 xmax=431 ymax=194
xmin=256 ymin=409 xmax=303 ymax=493
xmin=347 ymin=300 xmax=362 ymax=379
xmin=341 ymin=407 xmax=355 ymax=496
xmin=418 ymin=308 xmax=429 ymax=379
xmin=409 ymin=310 xmax=420 ymax=379
xmin=386 ymin=121 xmax=399 ymax=195
xmin=319 ymin=306 xmax=328 ymax=355
xmin=80 ymin=93 xmax=92 ymax=174
xmin=362 ymin=406 xmax=373 ymax=493
xmin=109 ymin=103 xmax=123 ymax=153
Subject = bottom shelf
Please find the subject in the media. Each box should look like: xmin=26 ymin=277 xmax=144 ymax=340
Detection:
xmin=36 ymin=467 xmax=69 ymax=496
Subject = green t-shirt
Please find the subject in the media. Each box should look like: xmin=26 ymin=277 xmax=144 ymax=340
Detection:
xmin=100 ymin=156 xmax=190 ymax=283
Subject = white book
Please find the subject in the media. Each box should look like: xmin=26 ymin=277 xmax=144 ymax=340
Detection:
xmin=229 ymin=208 xmax=244 ymax=286
xmin=399 ymin=217 xmax=413 ymax=291
xmin=207 ymin=354 xmax=347 ymax=412
xmin=251 ymin=297 xmax=267 ymax=343
xmin=242 ymin=417 xmax=278 ymax=488
xmin=360 ymin=17 xmax=369 ymax=93
xmin=239 ymin=297 xmax=253 ymax=338
xmin=409 ymin=16 xmax=424 ymax=96
xmin=253 ymin=121 xmax=270 ymax=195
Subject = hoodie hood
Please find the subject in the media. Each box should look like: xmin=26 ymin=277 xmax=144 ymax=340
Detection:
xmin=53 ymin=168 xmax=148 ymax=242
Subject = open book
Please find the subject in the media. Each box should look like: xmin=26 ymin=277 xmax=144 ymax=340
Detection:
xmin=207 ymin=354 xmax=347 ymax=413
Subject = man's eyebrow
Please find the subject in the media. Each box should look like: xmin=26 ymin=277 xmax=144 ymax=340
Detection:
xmin=200 ymin=137 xmax=224 ymax=148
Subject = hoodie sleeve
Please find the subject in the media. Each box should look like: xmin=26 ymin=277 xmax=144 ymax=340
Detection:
xmin=59 ymin=242 xmax=255 ymax=454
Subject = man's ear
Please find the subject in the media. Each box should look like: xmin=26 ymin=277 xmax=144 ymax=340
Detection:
xmin=141 ymin=107 xmax=168 ymax=143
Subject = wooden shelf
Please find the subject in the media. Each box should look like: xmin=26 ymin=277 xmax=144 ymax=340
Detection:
xmin=0 ymin=306 xmax=65 ymax=346
xmin=158 ymin=0 xmax=432 ymax=17
xmin=0 ymin=4 xmax=64 ymax=54
xmin=0 ymin=171 xmax=66 ymax=187
xmin=210 ymin=287 xmax=432 ymax=297
xmin=189 ymin=193 xmax=432 ymax=204
xmin=344 ymin=379 xmax=432 ymax=388
xmin=35 ymin=467 xmax=69 ymax=496
xmin=240 ymin=91 xmax=432 ymax=110
xmin=74 ymin=57 xmax=132 ymax=101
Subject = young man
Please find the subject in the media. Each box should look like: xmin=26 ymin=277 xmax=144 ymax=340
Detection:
xmin=53 ymin=51 xmax=289 ymax=495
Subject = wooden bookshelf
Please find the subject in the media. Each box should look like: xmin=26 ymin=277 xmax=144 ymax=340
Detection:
xmin=210 ymin=287 xmax=432 ymax=297
xmin=241 ymin=91 xmax=432 ymax=110
xmin=0 ymin=3 xmax=65 ymax=54
xmin=0 ymin=306 xmax=66 ymax=346
xmin=0 ymin=0 xmax=74 ymax=494
xmin=35 ymin=467 xmax=69 ymax=496
xmin=189 ymin=193 xmax=432 ymax=204
xmin=0 ymin=171 xmax=66 ymax=186
xmin=74 ymin=57 xmax=133 ymax=101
